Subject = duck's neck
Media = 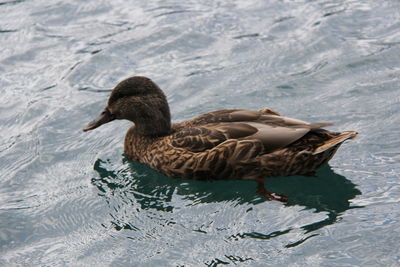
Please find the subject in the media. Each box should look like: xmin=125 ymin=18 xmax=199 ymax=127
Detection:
xmin=133 ymin=113 xmax=172 ymax=137
xmin=124 ymin=116 xmax=171 ymax=161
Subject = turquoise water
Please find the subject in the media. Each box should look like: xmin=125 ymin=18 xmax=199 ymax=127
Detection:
xmin=1 ymin=0 xmax=400 ymax=266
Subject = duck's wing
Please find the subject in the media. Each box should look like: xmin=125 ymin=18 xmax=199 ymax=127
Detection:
xmin=172 ymin=122 xmax=258 ymax=152
xmin=172 ymin=110 xmax=332 ymax=153
xmin=180 ymin=109 xmax=280 ymax=127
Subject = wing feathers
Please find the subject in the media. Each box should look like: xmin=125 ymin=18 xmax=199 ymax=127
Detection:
xmin=308 ymin=122 xmax=333 ymax=130
xmin=172 ymin=109 xmax=335 ymax=154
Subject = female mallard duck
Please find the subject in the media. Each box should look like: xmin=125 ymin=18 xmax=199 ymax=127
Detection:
xmin=84 ymin=76 xmax=357 ymax=202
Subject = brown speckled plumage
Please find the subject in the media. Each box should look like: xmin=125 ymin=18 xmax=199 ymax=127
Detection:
xmin=84 ymin=76 xmax=358 ymax=202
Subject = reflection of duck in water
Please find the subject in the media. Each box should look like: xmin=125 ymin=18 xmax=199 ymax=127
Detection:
xmin=84 ymin=76 xmax=357 ymax=202
xmin=93 ymin=161 xmax=361 ymax=235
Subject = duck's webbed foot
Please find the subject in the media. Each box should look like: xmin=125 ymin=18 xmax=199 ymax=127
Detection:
xmin=255 ymin=178 xmax=288 ymax=203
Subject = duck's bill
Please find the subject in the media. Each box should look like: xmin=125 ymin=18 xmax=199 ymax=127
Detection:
xmin=83 ymin=109 xmax=115 ymax=132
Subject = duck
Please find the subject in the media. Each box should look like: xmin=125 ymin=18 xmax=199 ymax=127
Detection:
xmin=83 ymin=76 xmax=358 ymax=202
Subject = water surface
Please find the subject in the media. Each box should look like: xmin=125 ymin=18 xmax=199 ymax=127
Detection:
xmin=1 ymin=0 xmax=400 ymax=266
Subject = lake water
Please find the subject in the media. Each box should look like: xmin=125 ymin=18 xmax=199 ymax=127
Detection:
xmin=1 ymin=0 xmax=400 ymax=266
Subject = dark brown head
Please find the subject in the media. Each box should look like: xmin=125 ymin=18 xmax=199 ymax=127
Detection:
xmin=83 ymin=76 xmax=172 ymax=136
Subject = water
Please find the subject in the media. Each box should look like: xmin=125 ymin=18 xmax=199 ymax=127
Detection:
xmin=1 ymin=0 xmax=400 ymax=266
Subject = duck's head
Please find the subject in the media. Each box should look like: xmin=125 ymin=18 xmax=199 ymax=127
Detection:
xmin=83 ymin=76 xmax=171 ymax=136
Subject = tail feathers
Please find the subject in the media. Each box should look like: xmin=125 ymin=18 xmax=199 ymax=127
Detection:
xmin=313 ymin=131 xmax=358 ymax=155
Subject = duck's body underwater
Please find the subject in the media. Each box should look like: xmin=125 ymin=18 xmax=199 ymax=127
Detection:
xmin=83 ymin=76 xmax=357 ymax=202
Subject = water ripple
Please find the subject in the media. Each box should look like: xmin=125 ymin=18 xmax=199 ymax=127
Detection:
xmin=1 ymin=0 xmax=400 ymax=266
